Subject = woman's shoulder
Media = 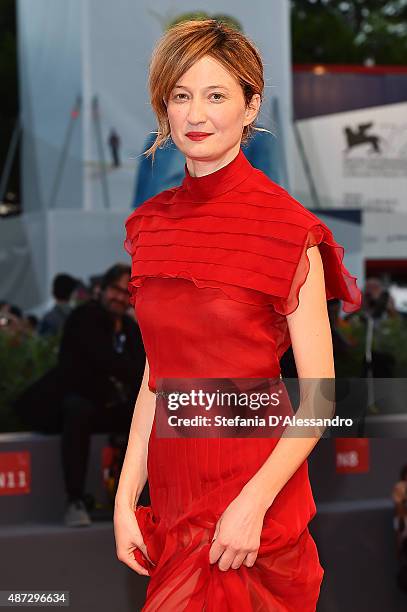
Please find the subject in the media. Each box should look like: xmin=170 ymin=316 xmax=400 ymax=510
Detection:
xmin=239 ymin=168 xmax=331 ymax=240
xmin=124 ymin=184 xmax=183 ymax=224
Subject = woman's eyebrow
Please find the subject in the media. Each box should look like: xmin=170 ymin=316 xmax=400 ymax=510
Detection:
xmin=173 ymin=84 xmax=230 ymax=91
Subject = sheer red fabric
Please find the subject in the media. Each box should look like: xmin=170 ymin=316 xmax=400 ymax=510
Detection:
xmin=123 ymin=149 xmax=362 ymax=610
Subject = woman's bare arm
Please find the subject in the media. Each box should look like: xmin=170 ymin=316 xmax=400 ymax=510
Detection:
xmin=114 ymin=357 xmax=156 ymax=511
xmin=240 ymin=245 xmax=335 ymax=509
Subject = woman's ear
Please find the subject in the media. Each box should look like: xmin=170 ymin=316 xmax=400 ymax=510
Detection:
xmin=244 ymin=93 xmax=261 ymax=126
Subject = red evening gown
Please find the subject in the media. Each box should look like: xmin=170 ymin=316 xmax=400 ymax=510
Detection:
xmin=123 ymin=149 xmax=362 ymax=611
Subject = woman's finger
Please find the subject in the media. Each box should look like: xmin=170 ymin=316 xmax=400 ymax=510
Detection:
xmin=211 ymin=519 xmax=221 ymax=542
xmin=217 ymin=547 xmax=236 ymax=571
xmin=118 ymin=549 xmax=149 ymax=576
xmin=230 ymin=551 xmax=247 ymax=569
xmin=208 ymin=521 xmax=226 ymax=563
xmin=243 ymin=551 xmax=258 ymax=567
xmin=128 ymin=557 xmax=150 ymax=576
xmin=138 ymin=541 xmax=156 ymax=566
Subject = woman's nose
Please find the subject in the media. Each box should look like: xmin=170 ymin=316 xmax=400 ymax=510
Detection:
xmin=187 ymin=98 xmax=207 ymax=124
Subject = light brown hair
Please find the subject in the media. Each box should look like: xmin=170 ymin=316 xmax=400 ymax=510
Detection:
xmin=144 ymin=19 xmax=270 ymax=162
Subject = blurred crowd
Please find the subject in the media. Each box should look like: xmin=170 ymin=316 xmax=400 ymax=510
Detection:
xmin=0 ymin=269 xmax=134 ymax=338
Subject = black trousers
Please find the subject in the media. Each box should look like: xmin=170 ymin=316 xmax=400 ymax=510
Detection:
xmin=60 ymin=392 xmax=134 ymax=502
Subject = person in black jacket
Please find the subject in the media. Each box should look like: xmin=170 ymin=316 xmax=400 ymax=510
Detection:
xmin=58 ymin=263 xmax=146 ymax=526
xmin=38 ymin=273 xmax=79 ymax=337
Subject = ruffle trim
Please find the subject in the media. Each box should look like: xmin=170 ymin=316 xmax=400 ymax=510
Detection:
xmin=124 ymin=190 xmax=362 ymax=316
xmin=124 ymin=207 xmax=362 ymax=316
xmin=280 ymin=223 xmax=362 ymax=315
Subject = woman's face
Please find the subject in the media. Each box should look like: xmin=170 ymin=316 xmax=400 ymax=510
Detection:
xmin=166 ymin=55 xmax=260 ymax=162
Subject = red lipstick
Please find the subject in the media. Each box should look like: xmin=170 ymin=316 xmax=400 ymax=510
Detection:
xmin=186 ymin=132 xmax=213 ymax=141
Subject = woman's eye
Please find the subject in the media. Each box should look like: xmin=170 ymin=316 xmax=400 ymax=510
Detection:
xmin=173 ymin=93 xmax=225 ymax=101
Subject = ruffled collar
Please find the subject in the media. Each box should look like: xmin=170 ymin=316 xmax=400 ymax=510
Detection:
xmin=182 ymin=148 xmax=254 ymax=200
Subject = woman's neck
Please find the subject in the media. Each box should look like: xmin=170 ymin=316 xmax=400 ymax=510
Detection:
xmin=185 ymin=143 xmax=241 ymax=178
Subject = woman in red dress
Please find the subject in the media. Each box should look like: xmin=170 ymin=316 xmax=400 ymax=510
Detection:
xmin=114 ymin=19 xmax=362 ymax=611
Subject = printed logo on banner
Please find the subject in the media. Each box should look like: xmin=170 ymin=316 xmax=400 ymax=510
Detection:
xmin=343 ymin=118 xmax=407 ymax=180
xmin=0 ymin=451 xmax=31 ymax=495
xmin=344 ymin=122 xmax=381 ymax=155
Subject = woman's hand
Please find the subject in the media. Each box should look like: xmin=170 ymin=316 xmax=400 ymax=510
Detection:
xmin=208 ymin=487 xmax=268 ymax=571
xmin=114 ymin=504 xmax=156 ymax=576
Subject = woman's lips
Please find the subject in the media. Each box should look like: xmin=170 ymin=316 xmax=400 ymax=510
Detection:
xmin=186 ymin=133 xmax=213 ymax=141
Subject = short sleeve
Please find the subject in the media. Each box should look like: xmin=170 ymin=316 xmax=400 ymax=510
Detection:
xmin=270 ymin=223 xmax=362 ymax=316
